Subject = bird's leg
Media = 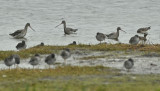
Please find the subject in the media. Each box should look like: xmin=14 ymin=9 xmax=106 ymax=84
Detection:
xmin=48 ymin=65 xmax=51 ymax=70
xmin=14 ymin=64 xmax=16 ymax=68
xmin=16 ymin=64 xmax=19 ymax=71
xmin=64 ymin=59 xmax=67 ymax=65
xmin=127 ymin=69 xmax=130 ymax=72
xmin=9 ymin=67 xmax=10 ymax=71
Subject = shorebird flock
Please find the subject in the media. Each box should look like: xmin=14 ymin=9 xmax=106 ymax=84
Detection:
xmin=4 ymin=20 xmax=152 ymax=71
xmin=4 ymin=48 xmax=71 ymax=69
xmin=96 ymin=26 xmax=150 ymax=44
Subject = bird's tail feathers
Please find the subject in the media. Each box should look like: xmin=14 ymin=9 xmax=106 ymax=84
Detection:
xmin=9 ymin=33 xmax=13 ymax=36
xmin=73 ymin=29 xmax=78 ymax=32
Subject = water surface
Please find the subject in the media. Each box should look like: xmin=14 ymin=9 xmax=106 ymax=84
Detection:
xmin=0 ymin=0 xmax=160 ymax=50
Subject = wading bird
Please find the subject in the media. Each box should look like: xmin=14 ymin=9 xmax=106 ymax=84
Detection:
xmin=138 ymin=33 xmax=148 ymax=44
xmin=61 ymin=48 xmax=71 ymax=64
xmin=68 ymin=41 xmax=77 ymax=45
xmin=106 ymin=27 xmax=126 ymax=41
xmin=55 ymin=20 xmax=78 ymax=35
xmin=137 ymin=26 xmax=150 ymax=34
xmin=9 ymin=23 xmax=35 ymax=38
xmin=29 ymin=54 xmax=40 ymax=69
xmin=96 ymin=32 xmax=106 ymax=43
xmin=16 ymin=41 xmax=27 ymax=50
xmin=129 ymin=35 xmax=140 ymax=45
xmin=4 ymin=55 xmax=15 ymax=70
xmin=45 ymin=53 xmax=56 ymax=69
xmin=12 ymin=54 xmax=20 ymax=68
xmin=124 ymin=58 xmax=134 ymax=72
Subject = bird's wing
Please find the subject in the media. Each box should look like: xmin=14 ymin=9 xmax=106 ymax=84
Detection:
xmin=137 ymin=27 xmax=149 ymax=33
xmin=106 ymin=32 xmax=116 ymax=38
xmin=16 ymin=43 xmax=23 ymax=48
xmin=61 ymin=51 xmax=66 ymax=57
xmin=45 ymin=55 xmax=51 ymax=62
xmin=99 ymin=33 xmax=106 ymax=39
xmin=10 ymin=29 xmax=23 ymax=36
xmin=129 ymin=37 xmax=134 ymax=43
xmin=67 ymin=27 xmax=78 ymax=32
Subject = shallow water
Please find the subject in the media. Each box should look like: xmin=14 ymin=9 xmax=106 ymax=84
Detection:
xmin=0 ymin=0 xmax=160 ymax=50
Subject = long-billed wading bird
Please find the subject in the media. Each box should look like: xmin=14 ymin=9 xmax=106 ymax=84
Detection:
xmin=129 ymin=35 xmax=140 ymax=45
xmin=106 ymin=27 xmax=126 ymax=41
xmin=96 ymin=32 xmax=106 ymax=44
xmin=137 ymin=26 xmax=150 ymax=34
xmin=16 ymin=40 xmax=27 ymax=50
xmin=55 ymin=20 xmax=78 ymax=35
xmin=124 ymin=58 xmax=134 ymax=72
xmin=61 ymin=48 xmax=71 ymax=64
xmin=29 ymin=54 xmax=40 ymax=69
xmin=45 ymin=53 xmax=56 ymax=69
xmin=9 ymin=23 xmax=35 ymax=38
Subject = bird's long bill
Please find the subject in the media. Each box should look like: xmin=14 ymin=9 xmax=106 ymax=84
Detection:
xmin=29 ymin=26 xmax=36 ymax=31
xmin=55 ymin=23 xmax=62 ymax=28
xmin=121 ymin=30 xmax=126 ymax=33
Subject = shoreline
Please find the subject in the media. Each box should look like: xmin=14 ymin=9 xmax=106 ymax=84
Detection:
xmin=0 ymin=43 xmax=160 ymax=60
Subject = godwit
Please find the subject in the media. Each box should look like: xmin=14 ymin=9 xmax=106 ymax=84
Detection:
xmin=45 ymin=53 xmax=56 ymax=69
xmin=106 ymin=27 xmax=126 ymax=41
xmin=137 ymin=26 xmax=150 ymax=34
xmin=129 ymin=35 xmax=140 ymax=45
xmin=55 ymin=20 xmax=78 ymax=35
xmin=9 ymin=23 xmax=35 ymax=38
xmin=96 ymin=32 xmax=106 ymax=43
xmin=138 ymin=33 xmax=148 ymax=44
xmin=124 ymin=58 xmax=134 ymax=72
xmin=68 ymin=41 xmax=77 ymax=45
xmin=61 ymin=48 xmax=71 ymax=64
xmin=4 ymin=55 xmax=15 ymax=70
xmin=29 ymin=54 xmax=40 ymax=69
xmin=16 ymin=41 xmax=27 ymax=50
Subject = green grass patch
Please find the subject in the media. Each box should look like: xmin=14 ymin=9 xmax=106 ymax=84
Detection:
xmin=0 ymin=66 xmax=160 ymax=91
xmin=0 ymin=44 xmax=160 ymax=60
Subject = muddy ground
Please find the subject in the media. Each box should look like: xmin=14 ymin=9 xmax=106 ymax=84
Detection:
xmin=0 ymin=50 xmax=160 ymax=74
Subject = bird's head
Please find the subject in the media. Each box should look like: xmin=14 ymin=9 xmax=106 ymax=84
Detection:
xmin=117 ymin=27 xmax=126 ymax=33
xmin=51 ymin=53 xmax=55 ymax=58
xmin=26 ymin=23 xmax=35 ymax=31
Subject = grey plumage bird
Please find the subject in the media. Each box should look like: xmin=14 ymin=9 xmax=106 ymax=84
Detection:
xmin=29 ymin=54 xmax=40 ymax=69
xmin=139 ymin=33 xmax=148 ymax=44
xmin=11 ymin=54 xmax=20 ymax=68
xmin=137 ymin=26 xmax=150 ymax=34
xmin=55 ymin=20 xmax=78 ymax=35
xmin=45 ymin=53 xmax=56 ymax=68
xmin=106 ymin=27 xmax=126 ymax=41
xmin=129 ymin=35 xmax=140 ymax=45
xmin=4 ymin=55 xmax=15 ymax=70
xmin=124 ymin=58 xmax=134 ymax=72
xmin=96 ymin=32 xmax=106 ymax=43
xmin=36 ymin=42 xmax=44 ymax=47
xmin=9 ymin=23 xmax=35 ymax=38
xmin=68 ymin=41 xmax=77 ymax=45
xmin=16 ymin=41 xmax=27 ymax=50
xmin=61 ymin=48 xmax=71 ymax=64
